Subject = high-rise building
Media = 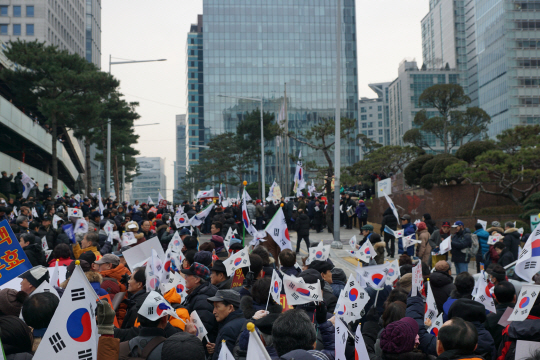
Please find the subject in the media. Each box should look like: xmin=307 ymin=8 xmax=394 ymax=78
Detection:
xmin=421 ymin=0 xmax=468 ymax=93
xmin=465 ymin=0 xmax=478 ymax=107
xmin=476 ymin=0 xmax=540 ymax=136
xmin=131 ymin=157 xmax=166 ymax=204
xmin=0 ymin=0 xmax=86 ymax=60
xmin=359 ymin=82 xmax=391 ymax=156
xmin=388 ymin=60 xmax=460 ymax=151
xmin=188 ymin=0 xmax=359 ymax=185
xmin=175 ymin=114 xmax=186 ymax=202
xmin=186 ymin=16 xmax=204 ymax=171
xmin=85 ymin=0 xmax=101 ymax=68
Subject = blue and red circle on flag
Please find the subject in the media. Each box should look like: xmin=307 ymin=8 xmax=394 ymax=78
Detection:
xmin=66 ymin=308 xmax=92 ymax=342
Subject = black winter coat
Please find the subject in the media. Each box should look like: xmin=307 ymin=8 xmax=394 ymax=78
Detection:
xmin=451 ymin=229 xmax=472 ymax=263
xmin=0 ymin=174 xmax=12 ymax=195
xmin=381 ymin=208 xmax=398 ymax=231
xmin=313 ymin=205 xmax=324 ymax=225
xmin=266 ymin=202 xmax=277 ymax=220
xmin=502 ymin=229 xmax=521 ymax=260
xmin=295 ymin=214 xmax=311 ymax=236
xmin=429 ymin=271 xmax=456 ymax=313
xmin=484 ymin=302 xmax=514 ymax=350
xmin=497 ymin=249 xmax=515 ymax=267
xmin=121 ymin=290 xmax=147 ymax=330
xmin=211 ymin=309 xmax=245 ymax=360
xmin=181 ymin=282 xmax=218 ymax=342
xmin=22 ymin=244 xmax=46 ymax=267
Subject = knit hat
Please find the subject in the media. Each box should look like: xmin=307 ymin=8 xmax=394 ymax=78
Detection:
xmin=0 ymin=289 xmax=27 ymax=316
xmin=434 ymin=261 xmax=451 ymax=273
xmin=193 ymin=251 xmax=213 ymax=267
xmin=181 ymin=262 xmax=211 ymax=281
xmin=416 ymin=221 xmax=427 ymax=231
xmin=379 ymin=317 xmax=419 ymax=354
xmin=398 ymin=273 xmax=412 ymax=293
xmin=448 ymin=298 xmax=487 ymax=323
xmin=361 ymin=224 xmax=374 ymax=231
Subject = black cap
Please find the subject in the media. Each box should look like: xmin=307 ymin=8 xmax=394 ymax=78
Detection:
xmin=297 ymin=269 xmax=323 ymax=285
xmin=18 ymin=266 xmax=49 ymax=288
xmin=90 ymin=211 xmax=101 ymax=219
xmin=207 ymin=289 xmax=240 ymax=308
xmin=308 ymin=260 xmax=334 ymax=274
xmin=448 ymin=298 xmax=487 ymax=323
xmin=210 ymin=260 xmax=227 ymax=273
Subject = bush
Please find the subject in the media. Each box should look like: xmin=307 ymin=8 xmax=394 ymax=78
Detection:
xmin=456 ymin=140 xmax=496 ymax=164
xmin=419 ymin=154 xmax=460 ymax=189
xmin=404 ymin=154 xmax=434 ymax=186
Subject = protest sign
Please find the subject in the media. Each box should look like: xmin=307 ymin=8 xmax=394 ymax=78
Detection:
xmin=122 ymin=237 xmax=165 ymax=271
xmin=0 ymin=220 xmax=33 ymax=287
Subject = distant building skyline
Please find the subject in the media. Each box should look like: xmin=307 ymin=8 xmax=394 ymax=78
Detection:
xmin=131 ymin=157 xmax=166 ymax=203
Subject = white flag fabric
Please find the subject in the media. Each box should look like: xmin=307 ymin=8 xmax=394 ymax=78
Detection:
xmin=67 ymin=208 xmax=83 ymax=218
xmin=52 ymin=214 xmax=62 ymax=229
xmin=402 ymin=235 xmax=421 ymax=249
xmin=340 ymin=274 xmax=370 ymax=321
xmin=50 ymin=259 xmax=60 ymax=288
xmin=218 ymin=340 xmax=235 ymax=360
xmin=380 ymin=188 xmax=400 ymax=224
xmin=308 ymin=180 xmax=316 ymax=197
xmin=97 ymin=189 xmax=104 ymax=217
xmin=357 ymin=263 xmax=389 ymax=290
xmin=196 ymin=189 xmax=215 ymax=199
xmin=41 ymin=236 xmax=49 ymax=251
xmin=412 ymin=261 xmax=423 ymax=297
xmin=386 ymin=259 xmax=400 ymax=285
xmin=427 ymin=313 xmax=444 ymax=336
xmin=190 ymin=203 xmax=215 ymax=227
xmin=425 ymin=280 xmax=438 ymax=323
xmin=283 ymin=274 xmax=323 ymax=305
xmin=168 ymin=232 xmax=184 ymax=253
xmin=355 ymin=240 xmax=376 ymax=263
xmin=104 ymin=221 xmax=114 ymax=238
xmin=20 ymin=171 xmax=36 ymax=199
xmin=268 ymin=181 xmax=277 ymax=199
xmin=269 ymin=269 xmax=283 ymax=305
xmin=293 ymin=151 xmax=306 ymax=197
xmin=349 ymin=236 xmax=357 ymax=253
xmin=306 ymin=242 xmax=331 ymax=265
xmin=515 ymin=224 xmax=540 ymax=282
xmin=383 ymin=225 xmax=404 ymax=239
xmin=246 ymin=323 xmax=272 ymax=360
xmin=33 ymin=280 xmax=60 ymax=299
xmin=241 ymin=189 xmax=259 ymax=237
xmin=32 ymin=265 xmax=98 ymax=360
xmin=335 ymin=317 xmax=348 ymax=360
xmin=190 ymin=310 xmax=208 ymax=341
xmin=160 ymin=271 xmax=187 ymax=297
xmin=224 ymin=247 xmax=250 ymax=276
xmin=355 ymin=324 xmax=369 ymax=360
xmin=147 ymin=195 xmax=153 ymax=204
xmin=174 ymin=212 xmax=190 ymax=228
xmin=488 ymin=233 xmax=503 ymax=245
xmin=121 ymin=232 xmax=137 ymax=247
xmin=158 ymin=192 xmax=164 ymax=203
xmin=335 ymin=290 xmax=353 ymax=323
xmin=439 ymin=236 xmax=452 ymax=255
xmin=145 ymin=249 xmax=163 ymax=292
xmin=508 ymin=285 xmax=540 ymax=321
xmin=74 ymin=219 xmax=88 ymax=234
xmin=478 ymin=220 xmax=487 ymax=230
xmin=473 ymin=270 xmax=496 ymax=313
xmin=138 ymin=290 xmax=182 ymax=322
xmin=31 ymin=207 xmax=39 ymax=219
xmin=264 ymin=208 xmax=291 ymax=251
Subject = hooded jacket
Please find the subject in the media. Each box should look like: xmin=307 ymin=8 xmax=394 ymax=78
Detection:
xmin=22 ymin=243 xmax=47 ymax=267
xmin=295 ymin=213 xmax=311 ymax=237
xmin=399 ymin=223 xmax=416 ymax=256
xmin=451 ymin=228 xmax=472 ymax=263
xmin=86 ymin=271 xmax=108 ymax=297
xmin=330 ymin=268 xmax=347 ymax=298
xmin=417 ymin=229 xmax=432 ymax=265
xmin=497 ymin=249 xmax=515 ymax=268
xmin=356 ymin=203 xmax=369 ymax=219
xmin=475 ymin=229 xmax=490 ymax=257
xmin=497 ymin=313 xmax=540 ymax=360
xmin=428 ymin=271 xmax=456 ymax=313
xmin=502 ymin=229 xmax=520 ymax=260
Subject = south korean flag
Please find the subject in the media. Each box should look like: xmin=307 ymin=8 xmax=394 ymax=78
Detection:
xmin=190 ymin=310 xmax=208 ymax=341
xmin=269 ymin=269 xmax=283 ymax=305
xmin=67 ymin=208 xmax=83 ymax=218
xmin=283 ymin=274 xmax=323 ymax=305
xmin=306 ymin=241 xmax=330 ymax=265
xmin=224 ymin=246 xmax=250 ymax=276
xmin=33 ymin=263 xmax=98 ymax=359
xmin=355 ymin=240 xmax=376 ymax=263
xmin=508 ymin=285 xmax=540 ymax=321
xmin=473 ymin=270 xmax=496 ymax=313
xmin=342 ymin=274 xmax=370 ymax=320
xmin=357 ymin=263 xmax=389 ymax=290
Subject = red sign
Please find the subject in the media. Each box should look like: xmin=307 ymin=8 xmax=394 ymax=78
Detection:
xmin=280 ymin=294 xmax=294 ymax=312
xmin=231 ymin=269 xmax=245 ymax=288
xmin=158 ymin=199 xmax=168 ymax=209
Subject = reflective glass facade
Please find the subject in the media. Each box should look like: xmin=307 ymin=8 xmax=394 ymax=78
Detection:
xmin=198 ymin=0 xmax=359 ymax=183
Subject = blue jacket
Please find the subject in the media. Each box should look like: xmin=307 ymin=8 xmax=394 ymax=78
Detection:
xmin=451 ymin=228 xmax=472 ymax=263
xmin=475 ymin=228 xmax=490 ymax=256
xmin=398 ymin=223 xmax=416 ymax=256
xmin=212 ymin=309 xmax=245 ymax=360
xmin=356 ymin=203 xmax=369 ymax=219
xmin=90 ymin=282 xmax=108 ymax=297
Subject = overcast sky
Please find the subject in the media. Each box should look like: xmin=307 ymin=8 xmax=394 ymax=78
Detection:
xmin=101 ymin=0 xmax=429 ymax=201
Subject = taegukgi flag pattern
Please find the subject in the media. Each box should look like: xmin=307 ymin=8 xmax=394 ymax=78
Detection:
xmin=264 ymin=208 xmax=291 ymax=251
xmin=357 ymin=263 xmax=389 ymax=290
xmin=508 ymin=285 xmax=540 ymax=321
xmin=515 ymin=224 xmax=540 ymax=282
xmin=283 ymin=274 xmax=322 ymax=305
xmin=223 ymin=246 xmax=250 ymax=276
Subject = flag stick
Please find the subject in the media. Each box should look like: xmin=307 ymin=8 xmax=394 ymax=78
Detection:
xmin=338 ymin=317 xmax=355 ymax=339
xmin=204 ymin=334 xmax=210 ymax=343
xmin=264 ymin=289 xmax=271 ymax=311
xmin=374 ymin=289 xmax=380 ymax=306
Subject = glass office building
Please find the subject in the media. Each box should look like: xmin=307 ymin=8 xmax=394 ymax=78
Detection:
xmin=194 ymin=0 xmax=359 ymax=185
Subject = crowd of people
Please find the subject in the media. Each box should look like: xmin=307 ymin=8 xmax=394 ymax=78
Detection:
xmin=0 ymin=181 xmax=537 ymax=360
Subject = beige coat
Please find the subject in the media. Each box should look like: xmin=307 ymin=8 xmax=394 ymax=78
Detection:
xmin=417 ymin=229 xmax=432 ymax=265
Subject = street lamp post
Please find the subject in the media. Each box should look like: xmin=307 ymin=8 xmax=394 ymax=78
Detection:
xmin=218 ymin=94 xmax=265 ymax=200
xmin=107 ymin=55 xmax=166 ymax=199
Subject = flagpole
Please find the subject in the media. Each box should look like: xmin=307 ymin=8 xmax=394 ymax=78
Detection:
xmin=264 ymin=290 xmax=271 ymax=311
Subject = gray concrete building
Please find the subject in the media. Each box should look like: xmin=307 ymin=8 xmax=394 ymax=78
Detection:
xmin=131 ymin=157 xmax=167 ymax=204
xmin=174 ymin=114 xmax=186 ymax=203
xmin=358 ymin=82 xmax=391 ymax=158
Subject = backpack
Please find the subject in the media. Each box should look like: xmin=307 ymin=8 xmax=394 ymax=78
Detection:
xmin=462 ymin=233 xmax=479 ymax=260
xmin=358 ymin=207 xmax=368 ymax=218
xmin=119 ymin=336 xmax=166 ymax=360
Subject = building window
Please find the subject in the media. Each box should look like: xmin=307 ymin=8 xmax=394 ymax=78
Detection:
xmin=13 ymin=6 xmax=21 ymax=17
xmin=379 ymin=137 xmax=383 ymax=143
xmin=13 ymin=24 xmax=21 ymax=35
xmin=379 ymin=129 xmax=383 ymax=135
xmin=191 ymin=130 xmax=196 ymax=136
xmin=0 ymin=24 xmax=7 ymax=35
xmin=26 ymin=24 xmax=34 ymax=35
xmin=362 ymin=123 xmax=366 ymax=128
xmin=26 ymin=6 xmax=34 ymax=17
xmin=369 ymin=114 xmax=373 ymax=117
xmin=368 ymin=122 xmax=373 ymax=128
xmin=0 ymin=6 xmax=8 ymax=16
xmin=191 ymin=153 xmax=196 ymax=159
xmin=368 ymin=130 xmax=374 ymax=136
xmin=378 ymin=106 xmax=382 ymax=111
xmin=378 ymin=121 xmax=383 ymax=127
xmin=360 ymin=107 xmax=366 ymax=113
xmin=378 ymin=113 xmax=382 ymax=119
xmin=369 ymin=106 xmax=372 ymax=109
xmin=361 ymin=115 xmax=367 ymax=120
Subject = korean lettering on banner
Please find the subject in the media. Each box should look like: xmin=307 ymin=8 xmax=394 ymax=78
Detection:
xmin=231 ymin=269 xmax=245 ymax=288
xmin=158 ymin=199 xmax=168 ymax=209
xmin=280 ymin=294 xmax=294 ymax=313
xmin=0 ymin=220 xmax=32 ymax=286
